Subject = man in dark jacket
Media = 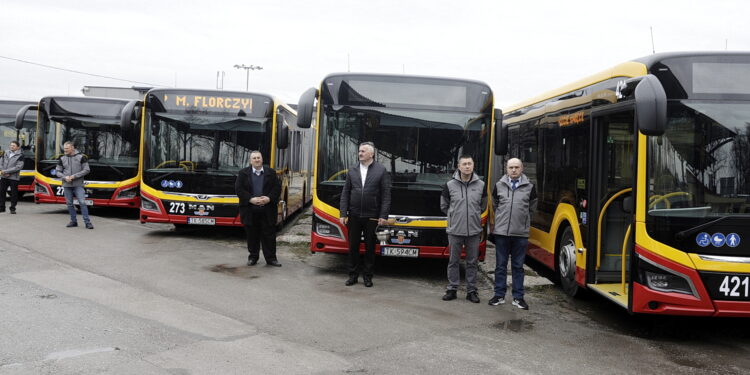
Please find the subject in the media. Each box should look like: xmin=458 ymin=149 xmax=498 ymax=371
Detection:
xmin=489 ymin=158 xmax=537 ymax=310
xmin=235 ymin=151 xmax=282 ymax=267
xmin=440 ymin=155 xmax=487 ymax=303
xmin=0 ymin=141 xmax=25 ymax=214
xmin=339 ymin=142 xmax=391 ymax=287
xmin=56 ymin=142 xmax=93 ymax=229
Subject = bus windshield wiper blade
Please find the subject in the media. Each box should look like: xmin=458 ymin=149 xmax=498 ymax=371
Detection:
xmin=675 ymin=216 xmax=730 ymax=241
xmin=150 ymin=170 xmax=183 ymax=183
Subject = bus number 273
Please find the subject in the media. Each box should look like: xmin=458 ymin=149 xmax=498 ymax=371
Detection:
xmin=719 ymin=275 xmax=750 ymax=298
xmin=168 ymin=202 xmax=185 ymax=214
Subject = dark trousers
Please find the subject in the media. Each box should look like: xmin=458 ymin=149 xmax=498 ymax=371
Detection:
xmin=347 ymin=216 xmax=377 ymax=278
xmin=244 ymin=211 xmax=277 ymax=262
xmin=0 ymin=178 xmax=19 ymax=211
xmin=493 ymin=235 xmax=528 ymax=299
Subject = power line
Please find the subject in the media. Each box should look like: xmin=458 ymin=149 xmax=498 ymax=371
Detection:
xmin=0 ymin=55 xmax=168 ymax=87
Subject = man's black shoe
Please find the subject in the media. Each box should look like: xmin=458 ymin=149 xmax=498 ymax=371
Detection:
xmin=363 ymin=277 xmax=373 ymax=288
xmin=488 ymin=295 xmax=505 ymax=306
xmin=345 ymin=276 xmax=358 ymax=286
xmin=85 ymin=222 xmax=94 ymax=229
xmin=66 ymin=222 xmax=78 ymax=228
xmin=247 ymin=259 xmax=258 ymax=266
xmin=466 ymin=291 xmax=480 ymax=303
xmin=442 ymin=289 xmax=457 ymax=301
xmin=512 ymin=298 xmax=529 ymax=310
xmin=10 ymin=209 xmax=16 ymax=214
xmin=267 ymin=260 xmax=282 ymax=267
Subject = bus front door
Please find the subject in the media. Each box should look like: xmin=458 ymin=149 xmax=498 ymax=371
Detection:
xmin=587 ymin=109 xmax=635 ymax=307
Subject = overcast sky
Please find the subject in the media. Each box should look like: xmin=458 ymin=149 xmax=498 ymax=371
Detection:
xmin=1 ymin=0 xmax=747 ymax=108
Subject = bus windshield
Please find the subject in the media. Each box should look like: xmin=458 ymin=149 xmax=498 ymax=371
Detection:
xmin=39 ymin=118 xmax=139 ymax=181
xmin=317 ymin=105 xmax=491 ymax=216
xmin=143 ymin=112 xmax=271 ymax=195
xmin=647 ymin=101 xmax=750 ymax=218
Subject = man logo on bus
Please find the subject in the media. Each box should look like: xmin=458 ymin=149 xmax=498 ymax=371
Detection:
xmin=727 ymin=233 xmax=741 ymax=248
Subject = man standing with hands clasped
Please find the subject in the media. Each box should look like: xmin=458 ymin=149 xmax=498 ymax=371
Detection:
xmin=440 ymin=155 xmax=486 ymax=303
xmin=489 ymin=158 xmax=537 ymax=310
xmin=56 ymin=141 xmax=93 ymax=229
xmin=236 ymin=151 xmax=282 ymax=267
xmin=340 ymin=142 xmax=391 ymax=288
xmin=0 ymin=140 xmax=25 ymax=214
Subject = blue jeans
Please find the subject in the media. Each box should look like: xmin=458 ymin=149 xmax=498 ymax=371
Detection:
xmin=493 ymin=235 xmax=528 ymax=299
xmin=63 ymin=186 xmax=91 ymax=224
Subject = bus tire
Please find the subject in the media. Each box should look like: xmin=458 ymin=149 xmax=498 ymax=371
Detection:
xmin=557 ymin=225 xmax=580 ymax=297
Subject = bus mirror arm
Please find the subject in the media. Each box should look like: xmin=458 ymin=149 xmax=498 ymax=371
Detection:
xmin=634 ymin=74 xmax=667 ymax=136
xmin=493 ymin=108 xmax=507 ymax=155
xmin=14 ymin=105 xmax=37 ymax=130
xmin=297 ymin=88 xmax=318 ymax=129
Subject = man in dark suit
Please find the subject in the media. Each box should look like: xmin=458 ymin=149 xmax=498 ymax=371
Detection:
xmin=339 ymin=142 xmax=391 ymax=287
xmin=235 ymin=151 xmax=282 ymax=267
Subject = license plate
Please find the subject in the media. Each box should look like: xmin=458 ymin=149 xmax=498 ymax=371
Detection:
xmin=381 ymin=246 xmax=419 ymax=258
xmin=73 ymin=199 xmax=94 ymax=206
xmin=187 ymin=217 xmax=216 ymax=225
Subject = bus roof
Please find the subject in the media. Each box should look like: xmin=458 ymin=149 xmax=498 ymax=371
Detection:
xmin=321 ymin=72 xmax=491 ymax=88
xmin=503 ymin=51 xmax=750 ymax=114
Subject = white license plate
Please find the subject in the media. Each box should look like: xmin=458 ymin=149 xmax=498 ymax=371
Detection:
xmin=187 ymin=217 xmax=216 ymax=225
xmin=73 ymin=199 xmax=94 ymax=206
xmin=381 ymin=246 xmax=419 ymax=258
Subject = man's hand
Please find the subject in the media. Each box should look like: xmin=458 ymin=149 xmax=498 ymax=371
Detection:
xmin=377 ymin=218 xmax=387 ymax=226
xmin=340 ymin=217 xmax=348 ymax=225
xmin=65 ymin=176 xmax=73 ymax=182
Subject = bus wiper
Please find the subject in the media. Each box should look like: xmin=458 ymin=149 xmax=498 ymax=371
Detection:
xmin=675 ymin=216 xmax=730 ymax=241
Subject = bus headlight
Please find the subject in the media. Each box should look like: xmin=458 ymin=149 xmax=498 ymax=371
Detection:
xmin=35 ymin=183 xmax=49 ymax=195
xmin=116 ymin=186 xmax=139 ymax=200
xmin=141 ymin=195 xmax=161 ymax=213
xmin=637 ymin=255 xmax=696 ymax=296
xmin=313 ymin=214 xmax=343 ymax=239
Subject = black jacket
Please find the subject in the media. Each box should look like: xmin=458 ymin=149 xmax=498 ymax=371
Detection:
xmin=340 ymin=162 xmax=391 ymax=219
xmin=235 ymin=166 xmax=281 ymax=226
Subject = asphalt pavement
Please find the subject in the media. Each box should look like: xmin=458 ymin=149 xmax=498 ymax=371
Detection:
xmin=1 ymin=198 xmax=749 ymax=374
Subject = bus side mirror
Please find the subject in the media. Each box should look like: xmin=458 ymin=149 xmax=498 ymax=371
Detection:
xmin=493 ymin=108 xmax=507 ymax=155
xmin=296 ymin=87 xmax=318 ymax=129
xmin=634 ymin=74 xmax=667 ymax=136
xmin=277 ymin=116 xmax=289 ymax=149
xmin=120 ymin=100 xmax=142 ymax=132
xmin=15 ymin=105 xmax=37 ymax=130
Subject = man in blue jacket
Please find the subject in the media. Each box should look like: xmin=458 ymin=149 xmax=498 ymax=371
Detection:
xmin=339 ymin=142 xmax=391 ymax=287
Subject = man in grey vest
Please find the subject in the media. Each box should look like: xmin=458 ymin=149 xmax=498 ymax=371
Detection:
xmin=489 ymin=158 xmax=537 ymax=310
xmin=56 ymin=141 xmax=93 ymax=229
xmin=440 ymin=155 xmax=486 ymax=303
xmin=0 ymin=140 xmax=25 ymax=214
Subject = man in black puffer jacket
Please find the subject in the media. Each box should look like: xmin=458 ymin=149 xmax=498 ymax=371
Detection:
xmin=339 ymin=142 xmax=391 ymax=288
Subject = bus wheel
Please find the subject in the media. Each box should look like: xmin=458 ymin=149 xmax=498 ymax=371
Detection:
xmin=557 ymin=226 xmax=579 ymax=297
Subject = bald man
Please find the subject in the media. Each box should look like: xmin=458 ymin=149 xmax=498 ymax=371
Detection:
xmin=489 ymin=158 xmax=537 ymax=310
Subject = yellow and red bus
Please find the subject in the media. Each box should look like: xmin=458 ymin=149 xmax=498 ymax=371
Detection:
xmin=16 ymin=96 xmax=141 ymax=208
xmin=496 ymin=52 xmax=750 ymax=316
xmin=134 ymin=89 xmax=312 ymax=228
xmin=1 ymin=100 xmax=37 ymax=192
xmin=297 ymin=74 xmax=499 ymax=259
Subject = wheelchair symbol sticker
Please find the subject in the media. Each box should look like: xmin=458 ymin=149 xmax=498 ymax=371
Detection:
xmin=726 ymin=233 xmax=741 ymax=248
xmin=696 ymin=232 xmax=710 ymax=247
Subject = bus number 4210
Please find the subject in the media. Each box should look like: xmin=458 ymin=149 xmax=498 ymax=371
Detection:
xmin=719 ymin=276 xmax=750 ymax=298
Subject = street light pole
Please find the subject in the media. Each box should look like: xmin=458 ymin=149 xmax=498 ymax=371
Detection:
xmin=233 ymin=64 xmax=263 ymax=91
